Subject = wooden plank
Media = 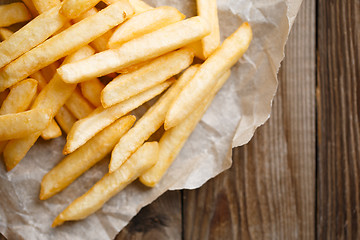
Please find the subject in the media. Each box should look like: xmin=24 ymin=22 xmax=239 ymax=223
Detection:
xmin=183 ymin=0 xmax=316 ymax=239
xmin=316 ymin=0 xmax=360 ymax=239
xmin=115 ymin=190 xmax=182 ymax=240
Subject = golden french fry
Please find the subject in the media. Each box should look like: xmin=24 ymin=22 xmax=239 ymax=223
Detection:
xmin=52 ymin=141 xmax=158 ymax=227
xmin=0 ymin=109 xmax=51 ymax=141
xmin=32 ymin=0 xmax=60 ymax=13
xmin=0 ymin=5 xmax=67 ymax=69
xmin=140 ymin=70 xmax=231 ymax=187
xmin=104 ymin=0 xmax=153 ymax=13
xmin=165 ymin=22 xmax=252 ymax=129
xmin=80 ymin=78 xmax=105 ymax=107
xmin=0 ymin=3 xmax=31 ymax=28
xmin=101 ymin=48 xmax=194 ymax=107
xmin=0 ymin=1 xmax=134 ymax=91
xmin=65 ymin=88 xmax=95 ymax=119
xmin=64 ymin=80 xmax=172 ymax=154
xmin=21 ymin=0 xmax=39 ymax=17
xmin=57 ymin=16 xmax=210 ymax=83
xmin=187 ymin=40 xmax=206 ymax=60
xmin=109 ymin=65 xmax=199 ymax=173
xmin=108 ymin=6 xmax=185 ymax=49
xmin=40 ymin=120 xmax=62 ymax=140
xmin=61 ymin=0 xmax=101 ymax=19
xmin=0 ymin=28 xmax=13 ymax=41
xmin=55 ymin=107 xmax=77 ymax=134
xmin=40 ymin=61 xmax=60 ymax=83
xmin=3 ymin=46 xmax=94 ymax=171
xmin=196 ymin=0 xmax=220 ymax=58
xmin=30 ymin=71 xmax=48 ymax=90
xmin=40 ymin=115 xmax=136 ymax=200
xmin=0 ymin=79 xmax=37 ymax=115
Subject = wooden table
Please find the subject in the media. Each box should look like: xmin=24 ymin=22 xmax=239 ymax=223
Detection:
xmin=115 ymin=0 xmax=360 ymax=239
xmin=0 ymin=0 xmax=358 ymax=239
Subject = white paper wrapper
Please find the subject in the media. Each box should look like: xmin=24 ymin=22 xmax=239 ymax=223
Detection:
xmin=0 ymin=0 xmax=302 ymax=239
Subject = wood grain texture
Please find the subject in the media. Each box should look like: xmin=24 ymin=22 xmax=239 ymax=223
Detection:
xmin=316 ymin=0 xmax=360 ymax=239
xmin=116 ymin=191 xmax=182 ymax=240
xmin=182 ymin=0 xmax=316 ymax=239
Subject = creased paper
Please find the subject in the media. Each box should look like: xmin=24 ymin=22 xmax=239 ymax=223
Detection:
xmin=0 ymin=0 xmax=303 ymax=239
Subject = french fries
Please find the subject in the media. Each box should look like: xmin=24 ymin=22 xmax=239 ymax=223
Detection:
xmin=0 ymin=109 xmax=51 ymax=141
xmin=104 ymin=0 xmax=153 ymax=13
xmin=53 ymin=141 xmax=158 ymax=227
xmin=109 ymin=65 xmax=199 ymax=173
xmin=40 ymin=120 xmax=62 ymax=140
xmin=32 ymin=0 xmax=60 ymax=14
xmin=40 ymin=115 xmax=136 ymax=200
xmin=0 ymin=5 xmax=67 ymax=69
xmin=108 ymin=6 xmax=185 ymax=49
xmin=196 ymin=0 xmax=220 ymax=58
xmin=21 ymin=0 xmax=39 ymax=17
xmin=101 ymin=48 xmax=194 ymax=107
xmin=80 ymin=78 xmax=105 ymax=107
xmin=64 ymin=80 xmax=173 ymax=154
xmin=65 ymin=88 xmax=95 ymax=119
xmin=0 ymin=3 xmax=31 ymax=28
xmin=61 ymin=0 xmax=101 ymax=19
xmin=0 ymin=28 xmax=14 ymax=41
xmin=0 ymin=1 xmax=134 ymax=91
xmin=165 ymin=22 xmax=252 ymax=129
xmin=140 ymin=70 xmax=231 ymax=186
xmin=57 ymin=16 xmax=210 ymax=83
xmin=55 ymin=107 xmax=77 ymax=134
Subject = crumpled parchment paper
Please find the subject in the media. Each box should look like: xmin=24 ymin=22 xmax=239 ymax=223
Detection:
xmin=0 ymin=0 xmax=303 ymax=239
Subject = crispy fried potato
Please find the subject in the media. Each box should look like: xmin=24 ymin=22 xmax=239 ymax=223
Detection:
xmin=108 ymin=6 xmax=185 ymax=49
xmin=21 ymin=0 xmax=39 ymax=17
xmin=0 ymin=5 xmax=67 ymax=69
xmin=0 ymin=28 xmax=13 ymax=41
xmin=0 ymin=109 xmax=51 ymax=141
xmin=0 ymin=79 xmax=37 ymax=115
xmin=0 ymin=90 xmax=9 ymax=107
xmin=80 ymin=78 xmax=105 ymax=107
xmin=187 ymin=40 xmax=206 ymax=60
xmin=30 ymin=71 xmax=48 ymax=90
xmin=196 ymin=0 xmax=220 ymax=58
xmin=32 ymin=0 xmax=60 ymax=13
xmin=3 ymin=46 xmax=94 ymax=171
xmin=55 ymin=107 xmax=77 ymax=134
xmin=0 ymin=1 xmax=134 ymax=91
xmin=101 ymin=48 xmax=194 ymax=107
xmin=40 ymin=115 xmax=136 ymax=200
xmin=57 ymin=16 xmax=210 ymax=83
xmin=64 ymin=80 xmax=173 ymax=154
xmin=52 ymin=141 xmax=158 ymax=227
xmin=40 ymin=61 xmax=60 ymax=83
xmin=65 ymin=88 xmax=95 ymax=119
xmin=104 ymin=0 xmax=153 ymax=13
xmin=140 ymin=70 xmax=231 ymax=186
xmin=40 ymin=120 xmax=62 ymax=140
xmin=0 ymin=3 xmax=31 ymax=28
xmin=109 ymin=65 xmax=199 ymax=173
xmin=165 ymin=22 xmax=252 ymax=129
xmin=60 ymin=0 xmax=101 ymax=19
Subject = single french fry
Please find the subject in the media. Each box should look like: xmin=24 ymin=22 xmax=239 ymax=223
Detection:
xmin=108 ymin=6 xmax=185 ymax=49
xmin=109 ymin=65 xmax=199 ymax=173
xmin=40 ymin=115 xmax=136 ymax=200
xmin=0 ymin=1 xmax=134 ymax=91
xmin=40 ymin=120 xmax=62 ymax=140
xmin=196 ymin=0 xmax=220 ymax=58
xmin=73 ymin=8 xmax=113 ymax=52
xmin=165 ymin=22 xmax=252 ymax=129
xmin=102 ymin=48 xmax=193 ymax=107
xmin=3 ymin=46 xmax=94 ymax=171
xmin=0 ymin=4 xmax=67 ymax=69
xmin=65 ymin=88 xmax=95 ymax=119
xmin=30 ymin=71 xmax=48 ymax=90
xmin=0 ymin=3 xmax=31 ymax=28
xmin=55 ymin=107 xmax=77 ymax=134
xmin=32 ymin=0 xmax=60 ymax=14
xmin=187 ymin=40 xmax=205 ymax=60
xmin=104 ymin=0 xmax=153 ymax=13
xmin=80 ymin=78 xmax=105 ymax=107
xmin=57 ymin=16 xmax=210 ymax=83
xmin=140 ymin=70 xmax=231 ymax=187
xmin=21 ymin=0 xmax=39 ymax=17
xmin=0 ymin=79 xmax=37 ymax=115
xmin=52 ymin=141 xmax=158 ymax=227
xmin=0 ymin=109 xmax=51 ymax=141
xmin=0 ymin=28 xmax=13 ymax=41
xmin=60 ymin=0 xmax=101 ymax=19
xmin=64 ymin=80 xmax=172 ymax=154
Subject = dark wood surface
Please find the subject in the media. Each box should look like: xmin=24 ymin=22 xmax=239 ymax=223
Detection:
xmin=1 ymin=0 xmax=359 ymax=239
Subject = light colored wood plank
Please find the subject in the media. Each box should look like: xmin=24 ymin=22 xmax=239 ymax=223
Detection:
xmin=183 ymin=0 xmax=316 ymax=239
xmin=317 ymin=0 xmax=360 ymax=239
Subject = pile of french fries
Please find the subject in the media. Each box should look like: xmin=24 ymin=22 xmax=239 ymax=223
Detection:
xmin=0 ymin=0 xmax=252 ymax=227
